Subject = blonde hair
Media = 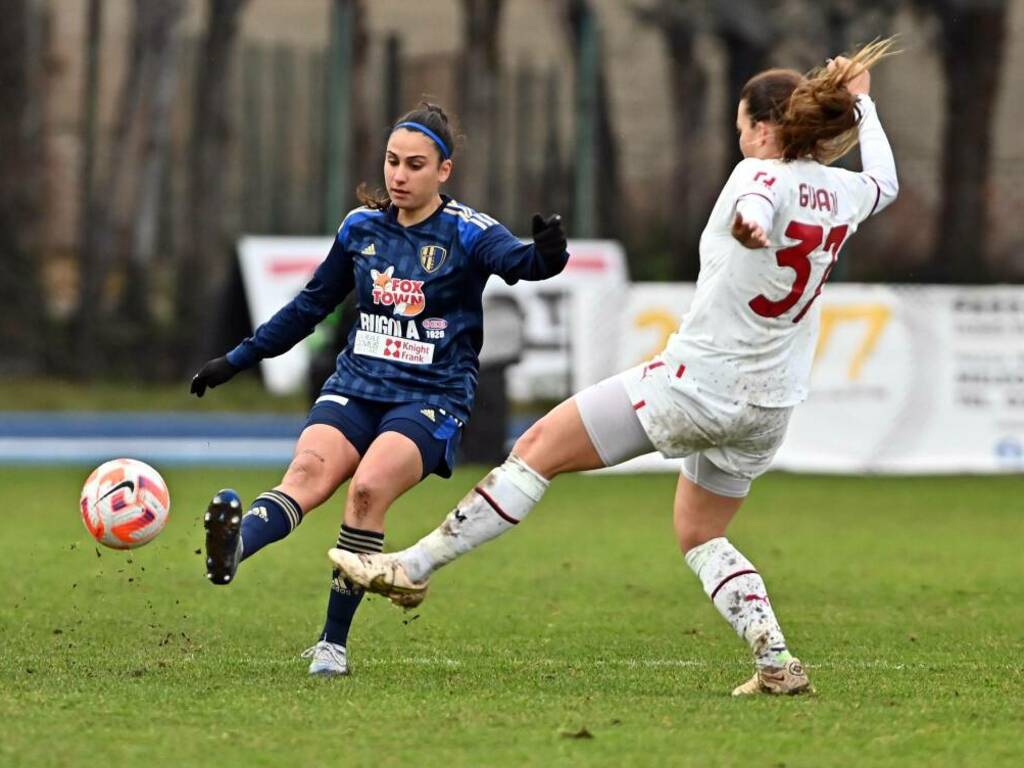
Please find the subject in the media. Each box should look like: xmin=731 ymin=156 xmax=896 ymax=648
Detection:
xmin=741 ymin=37 xmax=899 ymax=164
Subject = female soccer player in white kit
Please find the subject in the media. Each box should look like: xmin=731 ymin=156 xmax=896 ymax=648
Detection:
xmin=331 ymin=41 xmax=900 ymax=695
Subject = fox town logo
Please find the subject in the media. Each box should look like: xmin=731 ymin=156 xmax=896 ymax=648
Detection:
xmin=419 ymin=244 xmax=448 ymax=273
xmin=371 ymin=266 xmax=426 ymax=318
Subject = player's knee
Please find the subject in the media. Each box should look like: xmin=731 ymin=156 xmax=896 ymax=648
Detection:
xmin=511 ymin=418 xmax=549 ymax=464
xmin=347 ymin=473 xmax=387 ymax=524
xmin=284 ymin=453 xmax=328 ymax=493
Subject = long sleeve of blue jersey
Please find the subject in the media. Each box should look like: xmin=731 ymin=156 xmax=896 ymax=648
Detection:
xmin=470 ymin=222 xmax=569 ymax=284
xmin=226 ymin=235 xmax=354 ymax=370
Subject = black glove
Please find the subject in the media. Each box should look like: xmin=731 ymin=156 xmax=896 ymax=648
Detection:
xmin=190 ymin=356 xmax=238 ymax=398
xmin=531 ymin=213 xmax=567 ymax=268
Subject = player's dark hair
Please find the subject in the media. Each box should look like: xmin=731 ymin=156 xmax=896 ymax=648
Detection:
xmin=741 ymin=68 xmax=803 ymax=126
xmin=355 ymin=183 xmax=391 ymax=211
xmin=741 ymin=38 xmax=898 ymax=165
xmin=356 ymin=101 xmax=460 ymax=211
xmin=394 ymin=101 xmax=458 ymax=162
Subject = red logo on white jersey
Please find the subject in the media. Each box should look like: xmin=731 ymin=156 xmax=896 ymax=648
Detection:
xmin=371 ymin=266 xmax=426 ymax=318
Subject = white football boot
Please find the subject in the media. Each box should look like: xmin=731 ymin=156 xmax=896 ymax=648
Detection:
xmin=327 ymin=549 xmax=428 ymax=608
xmin=731 ymin=658 xmax=813 ymax=696
xmin=301 ymin=640 xmax=349 ymax=677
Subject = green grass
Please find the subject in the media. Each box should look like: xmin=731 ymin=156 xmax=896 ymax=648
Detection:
xmin=1 ymin=468 xmax=1022 ymax=767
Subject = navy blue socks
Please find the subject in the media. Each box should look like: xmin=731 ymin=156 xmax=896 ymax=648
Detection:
xmin=239 ymin=490 xmax=303 ymax=561
xmin=321 ymin=524 xmax=384 ymax=647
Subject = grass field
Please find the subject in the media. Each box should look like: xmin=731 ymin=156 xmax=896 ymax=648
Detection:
xmin=1 ymin=467 xmax=1022 ymax=767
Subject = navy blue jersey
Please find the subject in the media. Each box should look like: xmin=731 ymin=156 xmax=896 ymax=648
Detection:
xmin=227 ymin=196 xmax=567 ymax=422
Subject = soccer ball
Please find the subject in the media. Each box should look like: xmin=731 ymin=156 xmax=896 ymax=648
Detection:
xmin=80 ymin=458 xmax=171 ymax=550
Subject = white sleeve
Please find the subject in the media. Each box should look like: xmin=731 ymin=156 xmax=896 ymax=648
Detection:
xmin=734 ymin=194 xmax=775 ymax=233
xmin=855 ymin=94 xmax=899 ymax=218
xmin=729 ymin=158 xmax=781 ymax=232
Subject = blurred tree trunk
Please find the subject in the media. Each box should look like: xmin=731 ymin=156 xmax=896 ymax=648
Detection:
xmin=563 ymin=0 xmax=624 ymax=240
xmin=117 ymin=0 xmax=184 ymax=346
xmin=928 ymin=0 xmax=1008 ymax=282
xmin=635 ymin=1 xmax=709 ymax=279
xmin=175 ymin=0 xmax=249 ymax=371
xmin=74 ymin=0 xmax=104 ymax=373
xmin=75 ymin=0 xmax=184 ymax=370
xmin=715 ymin=0 xmax=777 ymax=171
xmin=0 ymin=0 xmax=46 ymax=373
xmin=458 ymin=0 xmax=504 ymax=210
xmin=75 ymin=0 xmax=143 ymax=368
xmin=818 ymin=0 xmax=902 ymax=60
xmin=351 ymin=1 xmax=377 ymax=203
xmin=540 ymin=69 xmax=569 ymax=221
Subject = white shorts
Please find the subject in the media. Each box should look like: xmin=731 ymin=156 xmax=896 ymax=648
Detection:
xmin=575 ymin=361 xmax=792 ymax=497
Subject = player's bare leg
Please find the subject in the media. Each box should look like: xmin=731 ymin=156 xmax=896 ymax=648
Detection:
xmin=675 ymin=473 xmax=810 ymax=695
xmin=332 ymin=397 xmax=603 ymax=606
xmin=509 ymin=397 xmax=605 ymax=478
xmin=205 ymin=425 xmax=360 ymax=585
xmin=325 ymin=430 xmax=424 ymax=599
xmin=278 ymin=424 xmax=362 ymax=512
xmin=314 ymin=432 xmax=423 ymax=675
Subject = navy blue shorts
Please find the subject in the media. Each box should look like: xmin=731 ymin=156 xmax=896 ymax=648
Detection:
xmin=304 ymin=394 xmax=463 ymax=478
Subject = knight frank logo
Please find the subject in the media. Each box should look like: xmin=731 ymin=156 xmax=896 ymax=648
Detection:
xmin=419 ymin=244 xmax=448 ymax=273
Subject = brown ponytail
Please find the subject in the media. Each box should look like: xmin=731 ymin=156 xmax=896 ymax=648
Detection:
xmin=741 ymin=38 xmax=899 ymax=165
xmin=356 ymin=182 xmax=391 ymax=211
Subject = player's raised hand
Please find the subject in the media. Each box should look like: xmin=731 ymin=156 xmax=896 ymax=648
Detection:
xmin=190 ymin=356 xmax=238 ymax=398
xmin=531 ymin=213 xmax=567 ymax=268
xmin=731 ymin=213 xmax=770 ymax=249
xmin=828 ymin=55 xmax=870 ymax=96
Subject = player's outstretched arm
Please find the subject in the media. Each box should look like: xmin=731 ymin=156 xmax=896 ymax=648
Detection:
xmin=829 ymin=55 xmax=899 ymax=214
xmin=204 ymin=232 xmax=356 ymax=389
xmin=471 ymin=212 xmax=569 ymax=283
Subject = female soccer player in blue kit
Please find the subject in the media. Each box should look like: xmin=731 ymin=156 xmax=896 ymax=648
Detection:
xmin=189 ymin=103 xmax=569 ymax=676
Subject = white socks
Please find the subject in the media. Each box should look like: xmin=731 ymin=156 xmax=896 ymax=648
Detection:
xmin=398 ymin=455 xmax=548 ymax=583
xmin=398 ymin=466 xmax=792 ymax=671
xmin=685 ymin=537 xmax=792 ymax=669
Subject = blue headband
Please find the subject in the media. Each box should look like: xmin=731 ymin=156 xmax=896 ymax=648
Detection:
xmin=393 ymin=121 xmax=451 ymax=159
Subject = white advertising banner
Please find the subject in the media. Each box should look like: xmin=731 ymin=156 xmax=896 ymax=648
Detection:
xmin=237 ymin=236 xmax=334 ymax=394
xmin=601 ymin=283 xmax=1024 ymax=475
xmin=484 ymin=239 xmax=628 ymax=400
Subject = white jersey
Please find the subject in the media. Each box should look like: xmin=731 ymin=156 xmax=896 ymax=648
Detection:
xmin=661 ymin=95 xmax=898 ymax=407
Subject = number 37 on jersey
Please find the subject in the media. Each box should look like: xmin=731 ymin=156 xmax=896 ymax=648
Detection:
xmin=749 ymin=222 xmax=849 ymax=324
